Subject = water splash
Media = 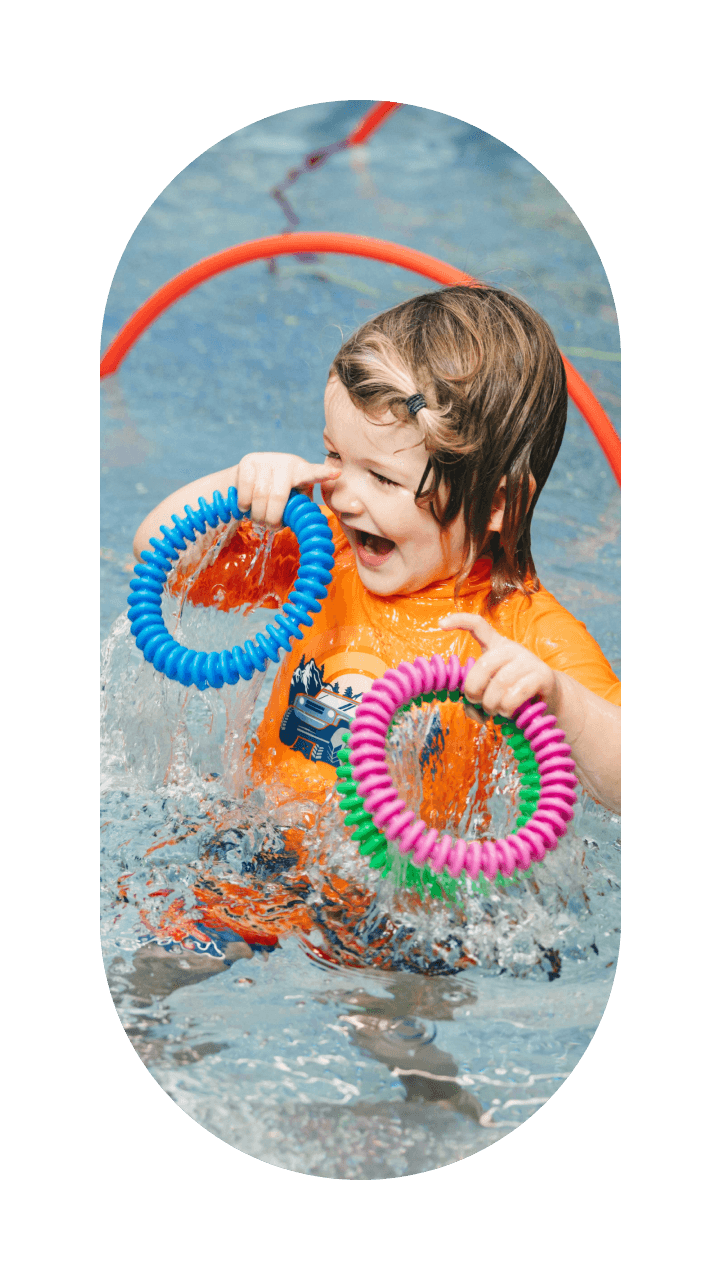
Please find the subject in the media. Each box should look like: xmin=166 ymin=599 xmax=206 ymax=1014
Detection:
xmin=102 ymin=587 xmax=619 ymax=982
xmin=101 ymin=587 xmax=618 ymax=1175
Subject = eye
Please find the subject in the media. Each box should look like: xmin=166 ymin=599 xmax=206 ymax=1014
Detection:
xmin=325 ymin=450 xmax=341 ymax=462
xmin=371 ymin=471 xmax=399 ymax=487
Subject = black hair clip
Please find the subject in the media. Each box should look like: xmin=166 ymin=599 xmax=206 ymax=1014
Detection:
xmin=405 ymin=393 xmax=426 ymax=416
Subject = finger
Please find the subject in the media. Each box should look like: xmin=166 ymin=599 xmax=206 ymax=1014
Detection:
xmin=461 ymin=648 xmax=511 ymax=704
xmin=480 ymin=661 xmax=531 ymax=717
xmin=439 ymin=612 xmax=501 ymax=652
xmin=282 ymin=462 xmax=341 ymax=523
xmin=500 ymin=673 xmax=543 ymax=720
xmin=462 ymin=702 xmax=488 ymax=726
xmin=296 ymin=461 xmax=342 ymax=495
xmin=475 ymin=673 xmax=505 ymax=717
xmin=264 ymin=489 xmax=291 ymax=529
xmin=250 ymin=481 xmax=274 ymax=528
xmin=235 ymin=459 xmax=257 ymax=513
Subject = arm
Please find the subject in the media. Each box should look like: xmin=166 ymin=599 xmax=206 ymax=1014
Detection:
xmin=440 ymin=613 xmax=621 ymax=814
xmin=133 ymin=453 xmax=340 ymax=560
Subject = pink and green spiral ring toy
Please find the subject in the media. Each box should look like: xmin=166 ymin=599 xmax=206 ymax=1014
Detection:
xmin=335 ymin=655 xmax=577 ymax=901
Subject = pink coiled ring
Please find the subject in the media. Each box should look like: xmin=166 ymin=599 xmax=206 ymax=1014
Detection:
xmin=339 ymin=654 xmax=578 ymax=885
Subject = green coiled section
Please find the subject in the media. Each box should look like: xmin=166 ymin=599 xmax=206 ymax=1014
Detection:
xmin=337 ymin=692 xmax=541 ymax=901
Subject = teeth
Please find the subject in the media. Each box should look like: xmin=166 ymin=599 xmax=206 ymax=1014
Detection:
xmin=359 ymin=530 xmax=393 ymax=550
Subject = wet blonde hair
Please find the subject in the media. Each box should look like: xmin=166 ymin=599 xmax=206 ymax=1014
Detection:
xmin=331 ymin=285 xmax=567 ymax=608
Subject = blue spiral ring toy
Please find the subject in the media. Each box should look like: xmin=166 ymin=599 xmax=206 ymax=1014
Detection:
xmin=127 ymin=487 xmax=334 ymax=691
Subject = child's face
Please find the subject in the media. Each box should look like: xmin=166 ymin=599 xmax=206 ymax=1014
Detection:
xmin=321 ymin=378 xmax=467 ymax=596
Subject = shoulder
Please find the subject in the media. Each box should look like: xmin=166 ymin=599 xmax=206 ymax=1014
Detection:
xmin=492 ymin=583 xmax=621 ymax=705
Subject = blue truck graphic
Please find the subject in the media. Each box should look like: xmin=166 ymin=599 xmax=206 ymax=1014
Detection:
xmin=279 ymin=687 xmax=361 ymax=766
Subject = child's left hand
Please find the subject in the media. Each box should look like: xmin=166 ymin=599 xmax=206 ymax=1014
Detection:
xmin=439 ymin=613 xmax=559 ymax=721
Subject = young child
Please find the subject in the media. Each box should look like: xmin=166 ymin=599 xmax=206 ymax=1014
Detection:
xmin=134 ymin=285 xmax=620 ymax=833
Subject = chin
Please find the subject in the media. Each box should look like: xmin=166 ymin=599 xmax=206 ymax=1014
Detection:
xmin=357 ymin=566 xmax=395 ymax=596
xmin=358 ymin=563 xmax=423 ymax=597
xmin=352 ymin=557 xmax=397 ymax=596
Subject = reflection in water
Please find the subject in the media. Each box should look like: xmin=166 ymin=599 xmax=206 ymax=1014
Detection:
xmin=336 ymin=980 xmax=483 ymax=1122
xmin=116 ymin=942 xmax=483 ymax=1122
xmin=102 ymin=585 xmax=619 ymax=1173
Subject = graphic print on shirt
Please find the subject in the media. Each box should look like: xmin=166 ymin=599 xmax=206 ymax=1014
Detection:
xmin=277 ymin=653 xmax=450 ymax=772
xmin=278 ymin=656 xmax=372 ymax=768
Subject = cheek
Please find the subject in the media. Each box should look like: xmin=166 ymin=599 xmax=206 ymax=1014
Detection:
xmin=394 ymin=523 xmax=429 ymax=558
xmin=390 ymin=502 xmax=437 ymax=545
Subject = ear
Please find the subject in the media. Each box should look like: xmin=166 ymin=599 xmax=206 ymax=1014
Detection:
xmin=486 ymin=477 xmax=507 ymax=533
xmin=486 ymin=474 xmax=537 ymax=533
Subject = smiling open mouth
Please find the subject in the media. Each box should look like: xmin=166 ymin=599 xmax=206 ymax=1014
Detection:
xmin=355 ymin=529 xmax=396 ymax=567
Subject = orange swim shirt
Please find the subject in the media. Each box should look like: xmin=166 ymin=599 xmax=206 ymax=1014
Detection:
xmin=180 ymin=509 xmax=620 ymax=827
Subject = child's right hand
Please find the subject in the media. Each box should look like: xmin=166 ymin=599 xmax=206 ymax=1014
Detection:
xmin=235 ymin=453 xmax=341 ymax=528
xmin=133 ymin=453 xmax=341 ymax=560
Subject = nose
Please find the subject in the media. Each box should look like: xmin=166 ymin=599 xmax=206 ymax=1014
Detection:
xmin=324 ymin=469 xmax=364 ymax=518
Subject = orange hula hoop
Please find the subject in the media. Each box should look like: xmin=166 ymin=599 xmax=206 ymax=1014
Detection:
xmin=100 ymin=231 xmax=620 ymax=485
xmin=345 ymin=101 xmax=402 ymax=146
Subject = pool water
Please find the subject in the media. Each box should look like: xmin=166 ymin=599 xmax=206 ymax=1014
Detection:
xmin=100 ymin=101 xmax=620 ymax=1178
